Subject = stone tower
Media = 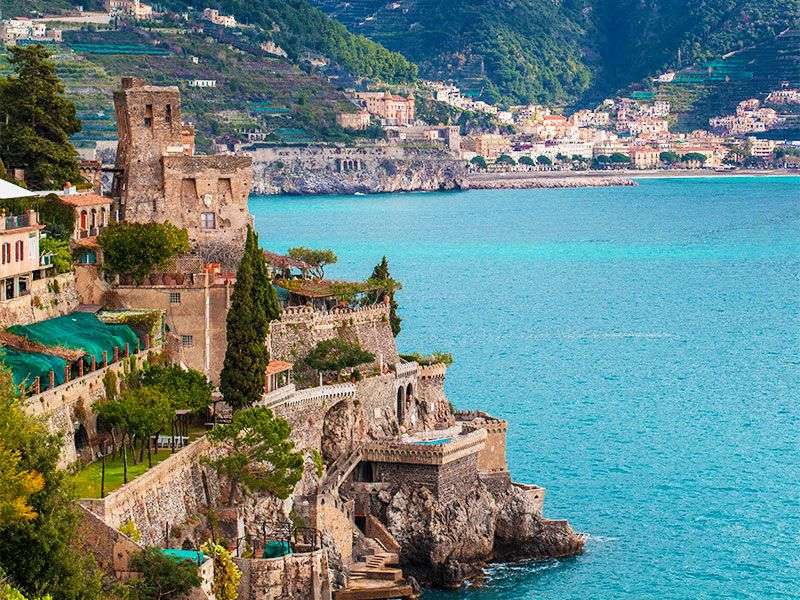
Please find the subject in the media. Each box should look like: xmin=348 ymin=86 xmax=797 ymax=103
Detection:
xmin=112 ymin=77 xmax=252 ymax=247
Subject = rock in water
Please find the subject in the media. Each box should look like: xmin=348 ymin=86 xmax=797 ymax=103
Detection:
xmin=385 ymin=478 xmax=585 ymax=588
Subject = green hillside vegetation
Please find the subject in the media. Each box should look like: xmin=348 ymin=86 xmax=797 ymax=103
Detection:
xmin=157 ymin=0 xmax=417 ymax=84
xmin=311 ymin=0 xmax=799 ymax=105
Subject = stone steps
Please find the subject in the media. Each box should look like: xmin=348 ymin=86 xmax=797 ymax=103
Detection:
xmin=333 ymin=581 xmax=417 ymax=600
xmin=349 ymin=565 xmax=403 ymax=582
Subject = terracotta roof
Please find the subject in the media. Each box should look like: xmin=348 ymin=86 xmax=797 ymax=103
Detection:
xmin=60 ymin=193 xmax=112 ymax=207
xmin=263 ymin=250 xmax=311 ymax=271
xmin=266 ymin=359 xmax=293 ymax=374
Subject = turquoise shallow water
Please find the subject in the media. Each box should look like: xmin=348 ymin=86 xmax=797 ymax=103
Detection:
xmin=250 ymin=177 xmax=800 ymax=600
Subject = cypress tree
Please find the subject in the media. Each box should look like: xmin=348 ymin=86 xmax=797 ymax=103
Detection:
xmin=250 ymin=230 xmax=282 ymax=328
xmin=370 ymin=256 xmax=401 ymax=337
xmin=219 ymin=227 xmax=268 ymax=410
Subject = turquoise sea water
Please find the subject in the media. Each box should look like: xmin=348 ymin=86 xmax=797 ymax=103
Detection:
xmin=250 ymin=177 xmax=800 ymax=600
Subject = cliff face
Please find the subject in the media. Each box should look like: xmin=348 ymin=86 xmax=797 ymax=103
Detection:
xmin=384 ymin=478 xmax=584 ymax=588
xmin=251 ymin=155 xmax=467 ymax=195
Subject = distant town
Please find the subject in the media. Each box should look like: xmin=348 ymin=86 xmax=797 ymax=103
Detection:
xmin=2 ymin=1 xmax=799 ymax=193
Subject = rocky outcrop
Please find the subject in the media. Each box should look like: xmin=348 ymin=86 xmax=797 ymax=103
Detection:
xmin=383 ymin=478 xmax=584 ymax=588
xmin=252 ymin=156 xmax=467 ymax=195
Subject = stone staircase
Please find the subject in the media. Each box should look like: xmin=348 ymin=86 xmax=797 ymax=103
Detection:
xmin=334 ymin=549 xmax=417 ymax=600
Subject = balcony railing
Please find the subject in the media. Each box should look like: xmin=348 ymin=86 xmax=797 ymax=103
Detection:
xmin=5 ymin=214 xmax=30 ymax=230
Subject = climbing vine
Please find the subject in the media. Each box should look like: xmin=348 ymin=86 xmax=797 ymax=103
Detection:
xmin=200 ymin=541 xmax=241 ymax=600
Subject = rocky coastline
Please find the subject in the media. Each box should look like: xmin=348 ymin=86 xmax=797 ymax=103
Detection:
xmin=251 ymin=155 xmax=467 ymax=195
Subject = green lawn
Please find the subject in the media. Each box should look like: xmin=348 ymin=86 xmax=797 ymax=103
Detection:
xmin=72 ymin=426 xmax=208 ymax=498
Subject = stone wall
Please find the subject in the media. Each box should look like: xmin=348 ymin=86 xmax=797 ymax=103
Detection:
xmin=81 ymin=437 xmax=220 ymax=546
xmin=310 ymin=494 xmax=354 ymax=567
xmin=248 ymin=145 xmax=466 ymax=195
xmin=0 ymin=273 xmax=79 ymax=328
xmin=414 ymin=363 xmax=453 ymax=430
xmin=22 ymin=354 xmax=141 ymax=467
xmin=74 ymin=503 xmax=143 ymax=579
xmin=456 ymin=412 xmax=508 ymax=474
xmin=270 ymin=304 xmax=398 ymax=371
xmin=234 ymin=549 xmax=331 ymax=600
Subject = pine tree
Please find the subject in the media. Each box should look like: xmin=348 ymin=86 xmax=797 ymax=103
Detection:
xmin=370 ymin=256 xmax=401 ymax=337
xmin=219 ymin=227 xmax=268 ymax=410
xmin=0 ymin=45 xmax=82 ymax=190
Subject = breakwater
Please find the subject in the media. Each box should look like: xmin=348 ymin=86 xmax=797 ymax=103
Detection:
xmin=468 ymin=172 xmax=635 ymax=189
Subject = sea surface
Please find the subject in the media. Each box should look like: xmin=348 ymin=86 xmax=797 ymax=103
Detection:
xmin=250 ymin=177 xmax=800 ymax=600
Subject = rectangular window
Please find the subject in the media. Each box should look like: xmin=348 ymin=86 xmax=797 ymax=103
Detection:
xmin=201 ymin=212 xmax=216 ymax=229
xmin=165 ymin=103 xmax=172 ymax=124
xmin=169 ymin=292 xmax=181 ymax=304
xmin=181 ymin=335 xmax=194 ymax=348
xmin=144 ymin=103 xmax=153 ymax=127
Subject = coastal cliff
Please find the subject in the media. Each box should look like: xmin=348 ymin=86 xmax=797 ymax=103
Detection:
xmin=247 ymin=145 xmax=467 ymax=195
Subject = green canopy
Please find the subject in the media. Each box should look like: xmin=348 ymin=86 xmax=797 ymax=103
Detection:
xmin=4 ymin=313 xmax=141 ymax=391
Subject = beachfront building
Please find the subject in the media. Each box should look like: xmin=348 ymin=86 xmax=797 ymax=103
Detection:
xmin=462 ymin=134 xmax=511 ymax=160
xmin=629 ymin=147 xmax=660 ymax=169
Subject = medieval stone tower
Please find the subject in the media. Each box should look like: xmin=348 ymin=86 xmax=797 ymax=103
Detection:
xmin=112 ymin=77 xmax=252 ymax=247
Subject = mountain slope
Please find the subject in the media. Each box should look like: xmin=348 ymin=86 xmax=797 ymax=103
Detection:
xmin=310 ymin=0 xmax=800 ymax=105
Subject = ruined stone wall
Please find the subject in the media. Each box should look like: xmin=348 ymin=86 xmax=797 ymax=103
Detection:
xmin=248 ymin=145 xmax=466 ymax=195
xmin=111 ymin=279 xmax=230 ymax=383
xmin=83 ymin=437 xmax=220 ymax=546
xmin=270 ymin=305 xmax=398 ymax=370
xmin=0 ymin=273 xmax=79 ymax=328
xmin=234 ymin=550 xmax=331 ymax=600
xmin=22 ymin=355 xmax=138 ymax=467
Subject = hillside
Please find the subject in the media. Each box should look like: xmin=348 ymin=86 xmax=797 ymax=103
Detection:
xmin=310 ymin=0 xmax=800 ymax=106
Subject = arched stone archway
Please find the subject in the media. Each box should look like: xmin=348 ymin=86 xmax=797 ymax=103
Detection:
xmin=396 ymin=386 xmax=406 ymax=423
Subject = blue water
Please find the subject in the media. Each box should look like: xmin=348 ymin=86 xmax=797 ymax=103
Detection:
xmin=250 ymin=177 xmax=800 ymax=600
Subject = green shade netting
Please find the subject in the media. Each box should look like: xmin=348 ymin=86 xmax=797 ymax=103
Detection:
xmin=1 ymin=346 xmax=67 ymax=391
xmin=8 ymin=313 xmax=141 ymax=368
xmin=161 ymin=549 xmax=206 ymax=565
xmin=263 ymin=540 xmax=292 ymax=558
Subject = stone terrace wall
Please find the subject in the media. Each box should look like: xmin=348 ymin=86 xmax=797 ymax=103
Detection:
xmin=234 ymin=549 xmax=331 ymax=600
xmin=266 ymin=383 xmax=356 ymax=450
xmin=23 ymin=354 xmax=139 ymax=467
xmin=82 ymin=437 xmax=220 ymax=546
xmin=269 ymin=304 xmax=398 ymax=370
xmin=416 ymin=363 xmax=453 ymax=430
xmin=74 ymin=504 xmax=143 ymax=579
xmin=0 ymin=273 xmax=79 ymax=328
xmin=456 ymin=412 xmax=509 ymax=474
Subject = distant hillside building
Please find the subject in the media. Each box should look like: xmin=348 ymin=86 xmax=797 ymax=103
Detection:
xmin=336 ymin=110 xmax=371 ymax=130
xmin=111 ymin=77 xmax=252 ymax=247
xmin=354 ymin=91 xmax=415 ymax=126
xmin=202 ymin=8 xmax=237 ymax=27
xmin=105 ymin=0 xmax=152 ymax=20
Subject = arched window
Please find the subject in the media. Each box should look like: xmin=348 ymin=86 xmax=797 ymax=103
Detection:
xmin=90 ymin=208 xmax=97 ymax=228
xmin=100 ymin=207 xmax=106 ymax=227
xmin=1 ymin=242 xmax=9 ymax=264
xmin=406 ymin=382 xmax=413 ymax=401
xmin=80 ymin=210 xmax=87 ymax=229
xmin=14 ymin=240 xmax=23 ymax=262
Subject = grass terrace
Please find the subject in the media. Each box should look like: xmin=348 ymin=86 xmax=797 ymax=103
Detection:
xmin=71 ymin=425 xmax=207 ymax=498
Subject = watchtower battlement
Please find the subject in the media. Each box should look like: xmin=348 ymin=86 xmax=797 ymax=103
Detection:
xmin=112 ymin=77 xmax=252 ymax=247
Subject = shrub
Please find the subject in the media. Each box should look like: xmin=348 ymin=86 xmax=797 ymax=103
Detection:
xmin=98 ymin=222 xmax=189 ymax=284
xmin=119 ymin=519 xmax=142 ymax=542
